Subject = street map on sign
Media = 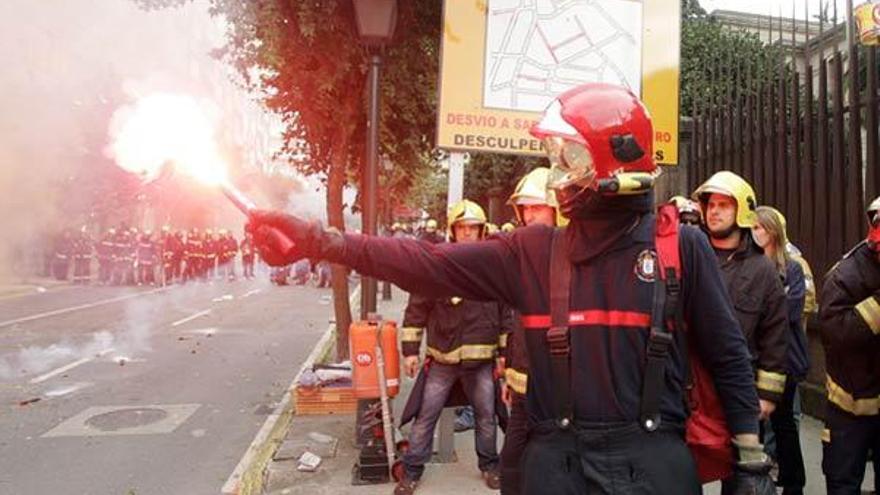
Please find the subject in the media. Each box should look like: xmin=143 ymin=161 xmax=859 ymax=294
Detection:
xmin=483 ymin=0 xmax=643 ymax=112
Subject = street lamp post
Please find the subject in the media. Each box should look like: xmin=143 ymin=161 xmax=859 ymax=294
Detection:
xmin=353 ymin=0 xmax=397 ymax=320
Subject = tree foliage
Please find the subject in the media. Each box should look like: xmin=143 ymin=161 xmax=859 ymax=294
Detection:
xmin=681 ymin=0 xmax=788 ymax=113
xmin=136 ymin=0 xmax=442 ymax=358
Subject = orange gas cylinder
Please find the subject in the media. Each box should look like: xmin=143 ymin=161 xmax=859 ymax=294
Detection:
xmin=350 ymin=320 xmax=400 ymax=399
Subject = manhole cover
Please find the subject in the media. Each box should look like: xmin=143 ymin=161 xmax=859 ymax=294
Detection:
xmin=86 ymin=407 xmax=168 ymax=431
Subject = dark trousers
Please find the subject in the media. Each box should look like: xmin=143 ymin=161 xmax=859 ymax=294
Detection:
xmin=823 ymin=404 xmax=880 ymax=494
xmin=522 ymin=422 xmax=700 ymax=495
xmin=501 ymin=391 xmax=528 ymax=495
xmin=402 ymin=362 xmax=499 ymax=480
xmin=769 ymin=379 xmax=805 ymax=493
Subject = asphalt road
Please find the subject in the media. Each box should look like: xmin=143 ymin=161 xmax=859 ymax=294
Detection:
xmin=0 ymin=277 xmax=339 ymax=495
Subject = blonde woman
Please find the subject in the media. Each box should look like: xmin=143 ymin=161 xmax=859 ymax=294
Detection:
xmin=752 ymin=206 xmax=807 ymax=495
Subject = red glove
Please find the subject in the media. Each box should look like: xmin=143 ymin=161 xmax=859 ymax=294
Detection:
xmin=245 ymin=210 xmax=307 ymax=266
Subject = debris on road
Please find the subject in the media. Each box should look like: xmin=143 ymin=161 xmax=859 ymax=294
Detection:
xmin=296 ymin=451 xmax=322 ymax=472
xmin=18 ymin=397 xmax=41 ymax=406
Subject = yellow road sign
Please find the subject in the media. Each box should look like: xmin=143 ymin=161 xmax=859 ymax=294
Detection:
xmin=437 ymin=0 xmax=681 ymax=165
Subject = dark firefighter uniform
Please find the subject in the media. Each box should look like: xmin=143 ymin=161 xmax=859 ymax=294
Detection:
xmin=136 ymin=233 xmax=156 ymax=285
xmin=203 ymin=230 xmax=218 ymax=279
xmin=303 ymin=210 xmax=759 ymax=493
xmin=111 ymin=230 xmax=130 ymax=285
xmin=184 ymin=230 xmax=203 ymax=282
xmin=97 ymin=230 xmax=115 ymax=284
xmin=247 ymin=84 xmax=764 ymax=495
xmin=693 ymin=172 xmax=789 ymax=405
xmin=399 ymin=293 xmax=511 ymax=481
xmin=819 ymin=198 xmax=880 ymax=494
xmin=72 ymin=231 xmax=93 ymax=284
xmin=52 ymin=231 xmax=73 ymax=281
xmin=396 ymin=200 xmax=510 ymax=491
xmin=241 ymin=234 xmax=256 ymax=279
xmin=219 ymin=231 xmax=238 ymax=280
xmin=500 ymin=165 xmax=567 ymax=495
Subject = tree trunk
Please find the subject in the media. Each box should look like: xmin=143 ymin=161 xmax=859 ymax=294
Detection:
xmin=326 ymin=157 xmax=352 ymax=361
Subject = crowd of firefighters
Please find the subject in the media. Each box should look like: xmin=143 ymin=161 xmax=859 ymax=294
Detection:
xmin=244 ymin=83 xmax=880 ymax=495
xmin=47 ymin=226 xmax=258 ymax=285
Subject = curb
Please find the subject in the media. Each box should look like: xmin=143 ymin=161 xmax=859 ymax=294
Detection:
xmin=221 ymin=285 xmax=361 ymax=495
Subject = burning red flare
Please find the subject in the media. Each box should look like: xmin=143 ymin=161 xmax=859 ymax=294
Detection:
xmin=107 ymin=92 xmax=228 ymax=186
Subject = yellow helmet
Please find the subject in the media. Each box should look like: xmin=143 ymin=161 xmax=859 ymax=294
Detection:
xmin=485 ymin=223 xmax=499 ymax=235
xmin=425 ymin=219 xmax=438 ymax=232
xmin=692 ymin=171 xmax=758 ymax=228
xmin=391 ymin=222 xmax=402 ymax=231
xmin=507 ymin=167 xmax=568 ymax=227
xmin=500 ymin=222 xmax=515 ymax=233
xmin=447 ymin=199 xmax=487 ymax=241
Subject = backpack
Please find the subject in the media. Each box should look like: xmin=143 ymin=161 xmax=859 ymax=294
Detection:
xmin=646 ymin=203 xmax=733 ymax=483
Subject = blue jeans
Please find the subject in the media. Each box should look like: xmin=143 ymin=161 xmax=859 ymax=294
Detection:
xmin=403 ymin=361 xmax=499 ymax=480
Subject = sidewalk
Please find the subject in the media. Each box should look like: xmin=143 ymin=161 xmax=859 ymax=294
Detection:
xmin=262 ymin=286 xmax=496 ymax=495
xmin=0 ymin=276 xmax=70 ymax=299
xmin=260 ymin=286 xmax=876 ymax=495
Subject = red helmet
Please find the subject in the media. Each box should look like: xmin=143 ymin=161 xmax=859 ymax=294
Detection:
xmin=530 ymin=83 xmax=656 ymax=215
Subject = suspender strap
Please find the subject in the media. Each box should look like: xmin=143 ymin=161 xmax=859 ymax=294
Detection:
xmin=639 ymin=205 xmax=682 ymax=431
xmin=548 ymin=228 xmax=573 ymax=427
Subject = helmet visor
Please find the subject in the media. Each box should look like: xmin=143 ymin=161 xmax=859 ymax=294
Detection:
xmin=543 ymin=136 xmax=596 ymax=191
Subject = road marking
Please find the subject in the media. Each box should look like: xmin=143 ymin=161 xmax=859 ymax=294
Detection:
xmin=30 ymin=348 xmax=114 ymax=384
xmin=0 ymin=287 xmax=169 ymax=329
xmin=241 ymin=288 xmax=262 ymax=299
xmin=171 ymin=309 xmax=212 ymax=327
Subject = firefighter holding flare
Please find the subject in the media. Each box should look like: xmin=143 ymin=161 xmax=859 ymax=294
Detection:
xmin=246 ymin=83 xmax=769 ymax=494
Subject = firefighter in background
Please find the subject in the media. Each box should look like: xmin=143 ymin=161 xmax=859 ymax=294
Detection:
xmin=419 ymin=219 xmax=444 ymax=244
xmin=693 ymin=173 xmax=788 ymax=419
xmin=246 ymin=83 xmax=769 ymax=494
xmin=819 ymin=196 xmax=880 ymax=494
xmin=395 ymin=199 xmax=510 ymax=494
xmin=52 ymin=229 xmax=73 ymax=281
xmin=500 ymin=222 xmax=515 ymax=233
xmin=220 ymin=229 xmax=238 ymax=280
xmin=136 ymin=231 xmax=156 ymax=285
xmin=123 ymin=227 xmax=138 ymax=285
xmin=499 ymin=166 xmax=565 ymax=495
xmin=71 ymin=228 xmax=93 ymax=284
xmin=240 ymin=231 xmax=256 ymax=279
xmin=201 ymin=228 xmax=216 ymax=280
xmin=111 ymin=227 xmax=130 ymax=285
xmin=669 ymin=195 xmax=702 ymax=226
xmin=160 ymin=226 xmax=174 ymax=284
xmin=97 ymin=228 xmax=115 ymax=284
xmin=183 ymin=227 xmax=203 ymax=282
xmin=170 ymin=230 xmax=186 ymax=282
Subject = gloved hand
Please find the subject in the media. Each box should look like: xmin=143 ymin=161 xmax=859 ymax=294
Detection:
xmin=727 ymin=439 xmax=776 ymax=495
xmin=246 ymin=210 xmax=336 ymax=266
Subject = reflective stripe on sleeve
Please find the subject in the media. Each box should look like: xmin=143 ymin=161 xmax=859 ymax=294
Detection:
xmin=855 ymin=296 xmax=880 ymax=334
xmin=756 ymin=369 xmax=786 ymax=394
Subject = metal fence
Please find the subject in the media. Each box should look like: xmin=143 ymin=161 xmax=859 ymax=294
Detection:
xmin=688 ymin=10 xmax=880 ymax=276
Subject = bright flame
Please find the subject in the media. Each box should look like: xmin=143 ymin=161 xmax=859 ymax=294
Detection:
xmin=106 ymin=93 xmax=228 ymax=186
